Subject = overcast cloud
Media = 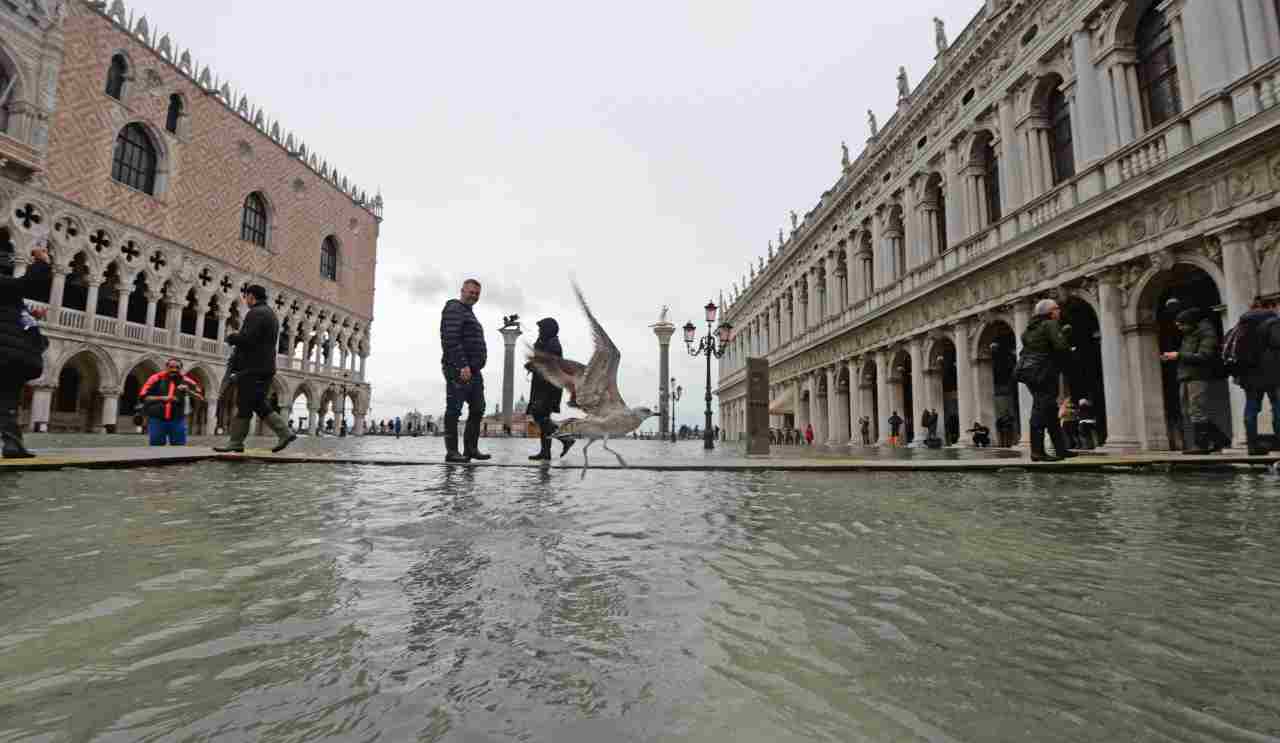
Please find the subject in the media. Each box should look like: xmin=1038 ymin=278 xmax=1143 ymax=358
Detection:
xmin=143 ymin=0 xmax=979 ymax=427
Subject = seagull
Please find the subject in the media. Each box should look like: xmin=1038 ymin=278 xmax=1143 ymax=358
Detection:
xmin=525 ymin=282 xmax=657 ymax=471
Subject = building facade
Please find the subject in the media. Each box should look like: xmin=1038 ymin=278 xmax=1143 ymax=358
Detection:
xmin=0 ymin=0 xmax=380 ymax=434
xmin=718 ymin=0 xmax=1280 ymax=451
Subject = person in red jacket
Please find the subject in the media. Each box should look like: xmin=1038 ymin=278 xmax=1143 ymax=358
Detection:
xmin=138 ymin=358 xmax=205 ymax=446
xmin=804 ymin=423 xmax=815 ymax=446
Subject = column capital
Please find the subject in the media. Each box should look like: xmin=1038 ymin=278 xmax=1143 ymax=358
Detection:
xmin=1206 ymin=220 xmax=1254 ymax=246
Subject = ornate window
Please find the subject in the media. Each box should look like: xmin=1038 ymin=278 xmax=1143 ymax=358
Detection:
xmin=1136 ymin=5 xmax=1181 ymax=129
xmin=111 ymin=123 xmax=157 ymax=194
xmin=165 ymin=94 xmax=182 ymax=134
xmin=982 ymin=139 xmax=1002 ymax=225
xmin=105 ymin=54 xmax=128 ymax=100
xmin=241 ymin=192 xmax=268 ymax=246
xmin=1048 ymin=86 xmax=1075 ymax=183
xmin=320 ymin=236 xmax=339 ymax=281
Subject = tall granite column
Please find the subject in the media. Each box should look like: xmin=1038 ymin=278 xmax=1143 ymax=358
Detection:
xmin=500 ymin=323 xmax=523 ymax=434
xmin=652 ymin=319 xmax=675 ymax=437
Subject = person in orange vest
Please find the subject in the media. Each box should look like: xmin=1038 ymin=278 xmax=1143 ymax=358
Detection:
xmin=137 ymin=358 xmax=205 ymax=446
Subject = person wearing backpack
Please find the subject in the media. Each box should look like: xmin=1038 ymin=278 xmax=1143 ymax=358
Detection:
xmin=1228 ymin=297 xmax=1280 ymax=455
xmin=1162 ymin=307 xmax=1228 ymax=454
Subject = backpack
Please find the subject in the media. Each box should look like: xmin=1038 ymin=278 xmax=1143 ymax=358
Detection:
xmin=1222 ymin=317 xmax=1273 ymax=377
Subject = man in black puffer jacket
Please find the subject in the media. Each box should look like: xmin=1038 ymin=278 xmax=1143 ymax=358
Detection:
xmin=440 ymin=279 xmax=488 ymax=463
xmin=0 ymin=246 xmax=52 ymax=458
xmin=214 ymin=284 xmax=296 ymax=454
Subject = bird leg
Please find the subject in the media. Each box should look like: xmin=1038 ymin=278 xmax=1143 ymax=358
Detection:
xmin=601 ymin=435 xmax=628 ymax=468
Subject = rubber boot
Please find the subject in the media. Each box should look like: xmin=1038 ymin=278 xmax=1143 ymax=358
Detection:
xmin=444 ymin=417 xmax=468 ymax=463
xmin=1205 ymin=421 xmax=1229 ymax=453
xmin=0 ymin=408 xmax=35 ymax=459
xmin=529 ymin=437 xmax=553 ymax=461
xmin=1048 ymin=420 xmax=1078 ymax=459
xmin=1029 ymin=425 xmax=1058 ymax=462
xmin=214 ymin=417 xmax=251 ymax=453
xmin=1182 ymin=422 xmax=1211 ymax=455
xmin=265 ymin=412 xmax=298 ymax=453
xmin=463 ymin=415 xmax=491 ymax=460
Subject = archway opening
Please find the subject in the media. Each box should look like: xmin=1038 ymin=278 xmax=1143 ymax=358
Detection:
xmin=180 ymin=288 xmax=199 ymax=336
xmin=1061 ymin=297 xmax=1105 ymax=447
xmin=203 ymin=295 xmax=221 ymax=339
xmin=890 ymin=349 xmax=913 ymax=443
xmin=860 ymin=360 xmax=880 ymax=444
xmin=63 ymin=252 xmax=91 ymax=311
xmin=99 ymin=263 xmax=123 ymax=317
xmin=929 ymin=338 xmax=959 ymax=445
xmin=126 ymin=273 xmax=149 ymax=325
xmin=52 ymin=351 xmax=104 ymax=432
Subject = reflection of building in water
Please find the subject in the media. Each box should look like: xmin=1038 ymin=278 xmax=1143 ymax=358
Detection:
xmin=0 ymin=1 xmax=380 ymax=434
xmin=719 ymin=0 xmax=1280 ymax=452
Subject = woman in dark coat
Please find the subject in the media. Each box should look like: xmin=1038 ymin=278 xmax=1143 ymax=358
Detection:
xmin=526 ymin=317 xmax=564 ymax=460
xmin=0 ymin=246 xmax=53 ymax=458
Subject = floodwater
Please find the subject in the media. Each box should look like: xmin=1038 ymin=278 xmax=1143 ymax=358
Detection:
xmin=2 ymin=437 xmax=1279 ymax=742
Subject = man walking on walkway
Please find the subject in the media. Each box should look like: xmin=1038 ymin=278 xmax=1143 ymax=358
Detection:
xmin=441 ymin=279 xmax=490 ymax=463
xmin=1228 ymin=297 xmax=1280 ymax=455
xmin=215 ymin=285 xmax=296 ymax=453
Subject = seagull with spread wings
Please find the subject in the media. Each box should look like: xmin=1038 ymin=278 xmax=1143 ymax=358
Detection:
xmin=525 ymin=282 xmax=656 ymax=470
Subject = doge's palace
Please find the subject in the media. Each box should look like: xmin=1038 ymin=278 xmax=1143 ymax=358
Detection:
xmin=718 ymin=0 xmax=1280 ymax=452
xmin=0 ymin=0 xmax=381 ymax=435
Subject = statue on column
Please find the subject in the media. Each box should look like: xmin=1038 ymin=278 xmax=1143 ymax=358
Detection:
xmin=768 ymin=240 xmax=774 ymax=260
xmin=841 ymin=141 xmax=850 ymax=169
xmin=897 ymin=66 xmax=911 ymax=102
xmin=933 ymin=17 xmax=948 ymax=53
xmin=658 ymin=305 xmax=670 ymax=323
xmin=790 ymin=210 xmax=798 ymax=230
xmin=867 ymin=109 xmax=878 ymax=138
xmin=758 ymin=256 xmax=765 ymax=272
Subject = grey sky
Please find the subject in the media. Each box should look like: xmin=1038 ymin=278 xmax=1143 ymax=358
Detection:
xmin=143 ymin=0 xmax=979 ymax=427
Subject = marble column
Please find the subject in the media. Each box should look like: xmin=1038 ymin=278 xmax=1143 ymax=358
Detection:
xmin=501 ymin=324 xmax=524 ymax=434
xmin=1071 ymin=28 xmax=1107 ymax=163
xmin=945 ymin=144 xmax=965 ymax=245
xmin=100 ymin=393 xmax=119 ymax=433
xmin=953 ymin=321 xmax=975 ymax=446
xmin=206 ymin=398 xmax=219 ymax=436
xmin=825 ymin=365 xmax=844 ymax=445
xmin=909 ymin=337 xmax=926 ymax=440
xmin=1126 ymin=323 xmax=1171 ymax=450
xmin=1215 ymin=226 xmax=1260 ymax=447
xmin=144 ymin=292 xmax=160 ymax=329
xmin=115 ymin=290 xmax=130 ymax=326
xmin=998 ymin=94 xmax=1024 ymax=210
xmin=48 ymin=265 xmax=69 ymax=309
xmin=796 ymin=378 xmax=810 ymax=435
xmin=29 ymin=385 xmax=53 ymax=433
xmin=807 ymin=268 xmax=820 ymax=330
xmin=85 ymin=280 xmax=102 ymax=318
xmin=1097 ymin=273 xmax=1137 ymax=449
xmin=812 ymin=373 xmax=829 ymax=446
xmin=875 ymin=351 xmax=893 ymax=445
xmin=846 ymin=358 xmax=861 ymax=446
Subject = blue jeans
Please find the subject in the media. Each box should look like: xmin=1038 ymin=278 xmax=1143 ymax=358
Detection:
xmin=1243 ymin=386 xmax=1280 ymax=443
xmin=148 ymin=417 xmax=188 ymax=446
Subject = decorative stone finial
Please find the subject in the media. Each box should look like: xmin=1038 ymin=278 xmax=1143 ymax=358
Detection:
xmin=157 ymin=33 xmax=172 ymax=59
xmin=197 ymin=66 xmax=211 ymax=88
xmin=790 ymin=210 xmax=798 ymax=230
xmin=897 ymin=66 xmax=911 ymax=102
xmin=934 ymin=17 xmax=948 ymax=53
xmin=108 ymin=0 xmax=126 ymax=24
xmin=841 ymin=141 xmax=850 ymax=169
xmin=867 ymin=109 xmax=878 ymax=137
xmin=134 ymin=15 xmax=148 ymax=41
xmin=178 ymin=50 xmax=191 ymax=72
xmin=768 ymin=240 xmax=774 ymax=259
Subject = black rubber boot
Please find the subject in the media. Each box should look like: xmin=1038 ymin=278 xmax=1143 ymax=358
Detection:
xmin=1048 ymin=421 xmax=1078 ymax=459
xmin=0 ymin=408 xmax=35 ymax=459
xmin=213 ymin=417 xmax=251 ymax=453
xmin=1182 ymin=422 xmax=1212 ymax=455
xmin=1029 ymin=425 xmax=1059 ymax=462
xmin=463 ymin=415 xmax=491 ymax=460
xmin=444 ymin=417 xmax=469 ymax=463
xmin=1205 ymin=422 xmax=1229 ymax=453
xmin=529 ymin=437 xmax=553 ymax=461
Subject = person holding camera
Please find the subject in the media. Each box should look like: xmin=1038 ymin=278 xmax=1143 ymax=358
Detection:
xmin=0 ymin=244 xmax=52 ymax=459
xmin=137 ymin=358 xmax=204 ymax=446
xmin=1018 ymin=299 xmax=1076 ymax=461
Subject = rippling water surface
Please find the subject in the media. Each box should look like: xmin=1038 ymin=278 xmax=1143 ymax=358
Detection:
xmin=3 ymin=440 xmax=1280 ymax=742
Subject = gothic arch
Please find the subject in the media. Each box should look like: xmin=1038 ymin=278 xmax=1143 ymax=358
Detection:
xmin=43 ymin=342 xmax=121 ymax=391
xmin=970 ymin=313 xmax=1016 ymax=360
xmin=1108 ymin=0 xmax=1163 ymax=49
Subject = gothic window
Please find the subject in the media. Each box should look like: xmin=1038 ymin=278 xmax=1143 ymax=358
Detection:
xmin=320 ymin=236 xmax=339 ymax=281
xmin=1136 ymin=5 xmax=1181 ymax=129
xmin=105 ymin=54 xmax=128 ymax=100
xmin=241 ymin=192 xmax=268 ymax=246
xmin=165 ymin=94 xmax=182 ymax=134
xmin=1048 ymin=86 xmax=1075 ymax=183
xmin=111 ymin=123 xmax=157 ymax=194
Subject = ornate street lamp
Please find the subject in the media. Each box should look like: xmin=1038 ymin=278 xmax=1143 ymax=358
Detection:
xmin=669 ymin=377 xmax=683 ymax=442
xmin=684 ymin=301 xmax=732 ymax=450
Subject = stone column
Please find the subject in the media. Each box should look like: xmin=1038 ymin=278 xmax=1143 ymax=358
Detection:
xmin=824 ymin=365 xmax=841 ymax=445
xmin=811 ymin=372 xmax=828 ymax=446
xmin=870 ymin=211 xmax=885 ymax=289
xmin=945 ymin=144 xmax=965 ymax=245
xmin=1215 ymin=226 xmax=1260 ymax=447
xmin=359 ymin=353 xmax=368 ymax=380
xmin=1097 ymin=273 xmax=1138 ymax=449
xmin=1071 ymin=28 xmax=1107 ymax=163
xmin=1126 ymin=323 xmax=1170 ymax=450
xmin=307 ymin=407 xmax=319 ymax=436
xmin=909 ymin=337 xmax=926 ymax=440
xmin=48 ymin=265 xmax=69 ymax=309
xmin=997 ymin=94 xmax=1024 ymax=210
xmin=652 ymin=320 xmax=675 ymax=437
xmin=85 ymin=279 xmax=102 ymax=318
xmin=953 ymin=320 xmax=975 ymax=446
xmin=806 ymin=268 xmax=819 ymax=331
xmin=195 ymin=308 xmax=209 ymax=341
xmin=99 ymin=392 xmax=119 ymax=433
xmin=29 ymin=385 xmax=53 ymax=433
xmin=500 ymin=324 xmax=523 ymax=434
xmin=205 ymin=398 xmax=219 ymax=436
xmin=144 ymin=292 xmax=160 ymax=328
xmin=875 ymin=350 xmax=892 ymax=445
xmin=1012 ymin=300 xmax=1034 ymax=446
xmin=115 ymin=289 xmax=130 ymax=325
xmin=795 ymin=377 xmax=810 ymax=435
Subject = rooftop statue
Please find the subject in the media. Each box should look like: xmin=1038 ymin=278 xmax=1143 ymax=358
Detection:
xmin=897 ymin=66 xmax=911 ymax=102
xmin=867 ymin=109 xmax=879 ymax=137
xmin=841 ymin=141 xmax=851 ymax=169
xmin=934 ymin=17 xmax=948 ymax=53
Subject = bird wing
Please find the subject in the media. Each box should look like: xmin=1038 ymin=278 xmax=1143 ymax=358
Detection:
xmin=525 ymin=347 xmax=588 ymax=392
xmin=571 ymin=281 xmax=626 ymax=415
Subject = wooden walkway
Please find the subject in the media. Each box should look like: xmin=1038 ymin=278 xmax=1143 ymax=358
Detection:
xmin=1 ymin=447 xmax=1278 ymax=473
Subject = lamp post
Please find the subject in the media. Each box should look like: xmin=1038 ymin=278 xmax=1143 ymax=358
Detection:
xmin=669 ymin=378 xmax=682 ymax=442
xmin=684 ymin=301 xmax=732 ymax=451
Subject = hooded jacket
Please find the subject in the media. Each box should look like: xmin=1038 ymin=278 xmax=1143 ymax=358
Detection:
xmin=440 ymin=299 xmax=487 ymax=373
xmin=1233 ymin=309 xmax=1280 ymax=390
xmin=526 ymin=317 xmax=564 ymax=416
xmin=0 ymin=261 xmax=52 ymax=380
xmin=1175 ymin=308 xmax=1220 ymax=382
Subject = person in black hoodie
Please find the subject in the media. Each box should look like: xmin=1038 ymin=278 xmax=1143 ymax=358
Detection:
xmin=440 ymin=279 xmax=489 ymax=463
xmin=0 ymin=246 xmax=52 ymax=458
xmin=525 ymin=317 xmax=564 ymax=461
xmin=214 ymin=284 xmax=296 ymax=453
